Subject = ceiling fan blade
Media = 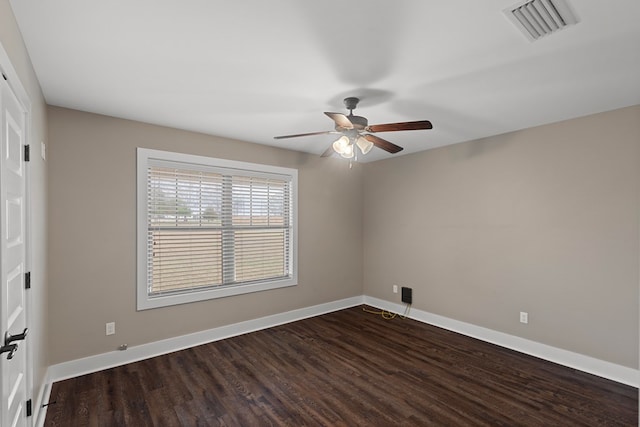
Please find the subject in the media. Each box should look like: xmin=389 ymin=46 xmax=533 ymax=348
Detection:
xmin=364 ymin=134 xmax=403 ymax=154
xmin=367 ymin=120 xmax=432 ymax=133
xmin=274 ymin=130 xmax=335 ymax=140
xmin=320 ymin=145 xmax=335 ymax=157
xmin=324 ymin=112 xmax=353 ymax=129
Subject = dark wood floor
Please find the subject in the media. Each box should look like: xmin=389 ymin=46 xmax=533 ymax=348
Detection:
xmin=45 ymin=306 xmax=637 ymax=426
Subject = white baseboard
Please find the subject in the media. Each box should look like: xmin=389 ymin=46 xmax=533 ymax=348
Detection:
xmin=47 ymin=296 xmax=364 ymax=383
xmin=46 ymin=294 xmax=637 ymax=394
xmin=364 ymin=295 xmax=639 ymax=388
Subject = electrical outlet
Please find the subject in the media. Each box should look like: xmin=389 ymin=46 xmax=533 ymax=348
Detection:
xmin=393 ymin=285 xmax=398 ymax=294
xmin=106 ymin=322 xmax=115 ymax=335
xmin=519 ymin=312 xmax=528 ymax=324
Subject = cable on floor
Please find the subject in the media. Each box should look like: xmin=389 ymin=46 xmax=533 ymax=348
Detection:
xmin=362 ymin=303 xmax=411 ymax=320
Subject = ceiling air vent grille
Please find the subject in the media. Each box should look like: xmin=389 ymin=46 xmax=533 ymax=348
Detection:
xmin=505 ymin=0 xmax=578 ymax=41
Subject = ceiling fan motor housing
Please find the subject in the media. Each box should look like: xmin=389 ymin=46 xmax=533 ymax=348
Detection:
xmin=345 ymin=115 xmax=368 ymax=130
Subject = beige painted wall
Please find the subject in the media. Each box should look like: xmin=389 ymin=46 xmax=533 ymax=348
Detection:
xmin=1 ymin=0 xmax=49 ymax=413
xmin=363 ymin=105 xmax=640 ymax=368
xmin=47 ymin=106 xmax=363 ymax=364
xmin=47 ymin=102 xmax=639 ymax=370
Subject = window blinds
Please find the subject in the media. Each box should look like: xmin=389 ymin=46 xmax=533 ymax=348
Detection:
xmin=146 ymin=163 xmax=292 ymax=296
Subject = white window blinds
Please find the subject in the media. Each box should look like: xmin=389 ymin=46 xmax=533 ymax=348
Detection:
xmin=145 ymin=160 xmax=293 ymax=297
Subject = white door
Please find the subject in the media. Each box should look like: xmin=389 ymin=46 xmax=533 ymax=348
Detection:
xmin=0 ymin=77 xmax=29 ymax=427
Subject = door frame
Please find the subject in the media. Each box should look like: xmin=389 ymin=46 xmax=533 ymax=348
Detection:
xmin=0 ymin=42 xmax=34 ymax=426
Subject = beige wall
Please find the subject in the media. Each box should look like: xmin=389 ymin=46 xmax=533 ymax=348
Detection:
xmin=363 ymin=105 xmax=640 ymax=368
xmin=1 ymin=0 xmax=49 ymax=414
xmin=47 ymin=102 xmax=639 ymax=370
xmin=47 ymin=106 xmax=363 ymax=364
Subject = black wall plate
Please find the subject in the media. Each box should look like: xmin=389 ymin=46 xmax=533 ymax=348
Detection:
xmin=401 ymin=287 xmax=412 ymax=304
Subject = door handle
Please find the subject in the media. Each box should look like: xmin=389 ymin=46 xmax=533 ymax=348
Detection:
xmin=5 ymin=328 xmax=28 ymax=346
xmin=0 ymin=343 xmax=18 ymax=360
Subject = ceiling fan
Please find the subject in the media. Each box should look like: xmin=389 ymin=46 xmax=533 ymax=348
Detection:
xmin=274 ymin=97 xmax=433 ymax=159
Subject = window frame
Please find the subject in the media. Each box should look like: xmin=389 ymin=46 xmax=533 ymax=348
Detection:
xmin=136 ymin=148 xmax=298 ymax=310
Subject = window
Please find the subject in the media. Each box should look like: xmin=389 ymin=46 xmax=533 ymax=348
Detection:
xmin=137 ymin=148 xmax=297 ymax=310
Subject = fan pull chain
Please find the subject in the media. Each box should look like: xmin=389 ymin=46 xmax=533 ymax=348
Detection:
xmin=351 ymin=139 xmax=357 ymax=169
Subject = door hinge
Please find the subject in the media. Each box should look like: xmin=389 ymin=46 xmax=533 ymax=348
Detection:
xmin=25 ymin=272 xmax=31 ymax=289
xmin=26 ymin=399 xmax=32 ymax=417
xmin=24 ymin=145 xmax=30 ymax=162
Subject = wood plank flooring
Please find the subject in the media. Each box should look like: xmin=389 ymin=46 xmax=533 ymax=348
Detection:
xmin=45 ymin=306 xmax=638 ymax=426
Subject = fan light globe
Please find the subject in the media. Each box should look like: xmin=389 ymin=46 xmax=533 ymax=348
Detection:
xmin=340 ymin=143 xmax=354 ymax=159
xmin=356 ymin=136 xmax=373 ymax=155
xmin=332 ymin=136 xmax=350 ymax=155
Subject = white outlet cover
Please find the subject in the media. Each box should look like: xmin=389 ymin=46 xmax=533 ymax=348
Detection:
xmin=106 ymin=322 xmax=115 ymax=335
xmin=519 ymin=312 xmax=528 ymax=324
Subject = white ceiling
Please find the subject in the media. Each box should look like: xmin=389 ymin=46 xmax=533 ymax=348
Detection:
xmin=9 ymin=0 xmax=640 ymax=162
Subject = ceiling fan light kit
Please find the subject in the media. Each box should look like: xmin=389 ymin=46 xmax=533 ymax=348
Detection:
xmin=333 ymin=136 xmax=354 ymax=158
xmin=274 ymin=97 xmax=433 ymax=160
